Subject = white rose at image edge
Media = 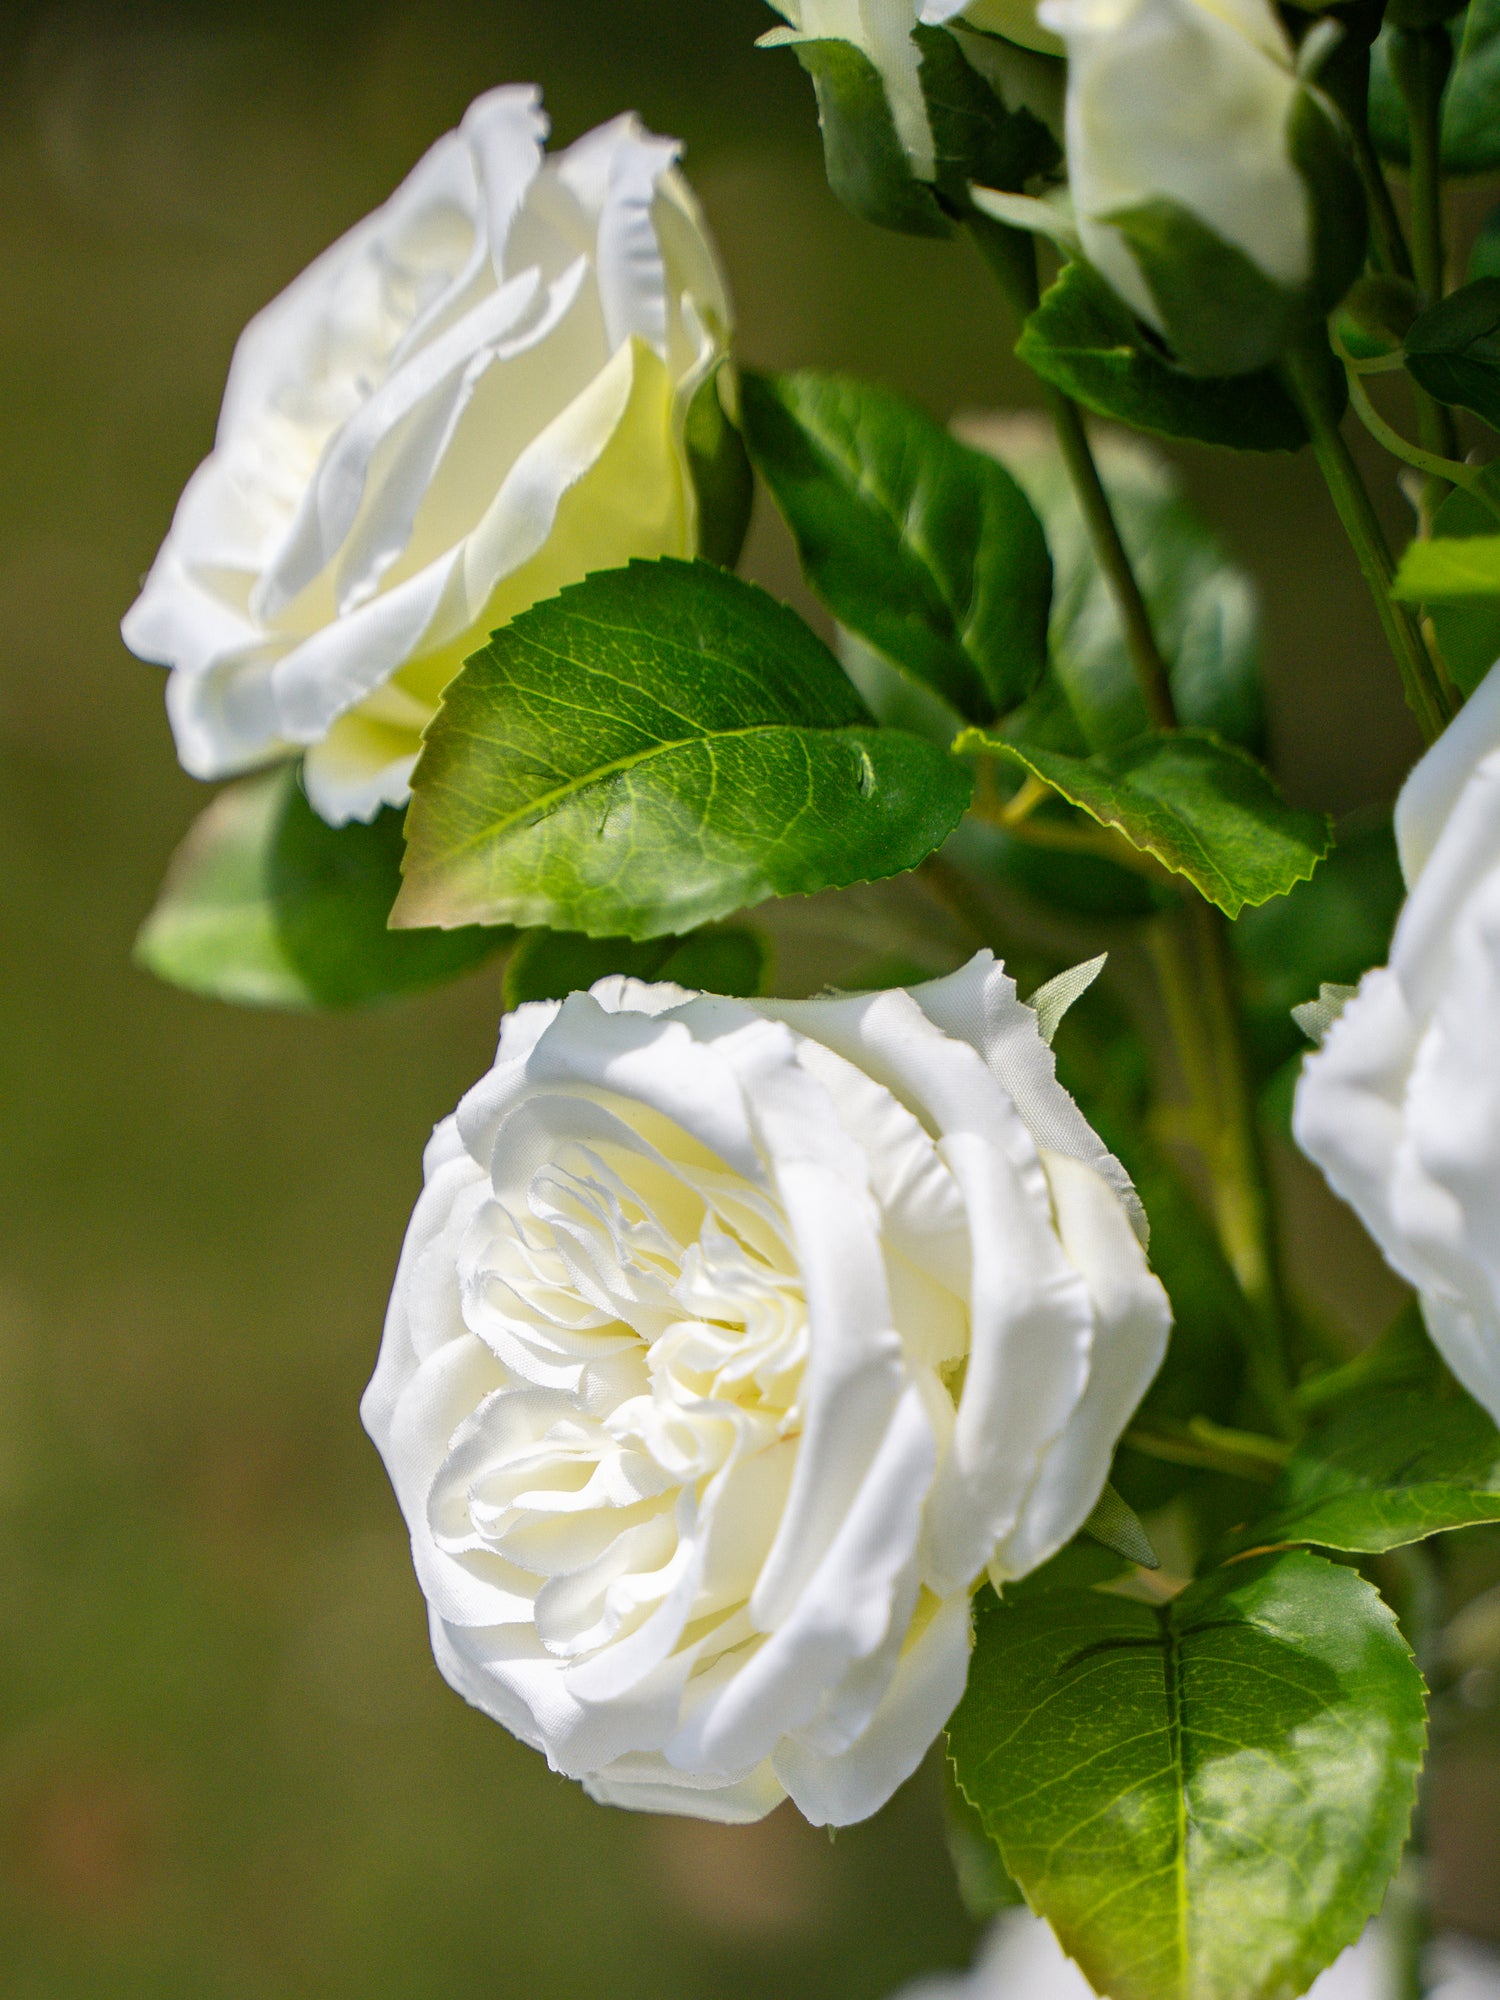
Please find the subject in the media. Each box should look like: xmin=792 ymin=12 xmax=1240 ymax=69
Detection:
xmin=121 ymin=85 xmax=730 ymax=825
xmin=361 ymin=953 xmax=1170 ymax=1825
xmin=1035 ymin=0 xmax=1310 ymax=331
xmin=896 ymin=1910 xmax=1500 ymax=1999
xmin=1295 ymin=660 xmax=1500 ymax=1425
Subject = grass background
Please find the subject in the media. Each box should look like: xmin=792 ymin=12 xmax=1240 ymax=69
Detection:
xmin=0 ymin=2 xmax=1495 ymax=1992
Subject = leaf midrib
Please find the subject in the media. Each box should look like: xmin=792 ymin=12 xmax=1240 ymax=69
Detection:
xmin=433 ymin=718 xmax=870 ymax=861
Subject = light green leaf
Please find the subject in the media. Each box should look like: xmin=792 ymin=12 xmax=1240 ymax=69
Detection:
xmin=1371 ymin=0 xmax=1500 ymax=174
xmin=1392 ymin=534 xmax=1500 ymax=600
xmin=741 ymin=370 xmax=1051 ymax=724
xmin=135 ymin=766 xmax=505 ymax=1010
xmin=963 ymin=419 xmax=1265 ymax=754
xmin=956 ymin=729 xmax=1332 ymax=915
xmin=502 ymin=925 xmax=765 ymax=1010
xmin=1423 ymin=479 xmax=1500 ymax=693
xmin=948 ymin=1551 xmax=1426 ymax=2000
xmin=1018 ymin=260 xmax=1310 ymax=454
xmin=396 ymin=560 xmax=973 ymax=940
xmin=1228 ymin=1388 xmax=1500 ymax=1555
xmin=1404 ymin=277 xmax=1500 ymax=430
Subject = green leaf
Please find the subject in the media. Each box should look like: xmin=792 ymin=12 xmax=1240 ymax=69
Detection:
xmin=685 ymin=365 xmax=753 ymax=572
xmin=956 ymin=729 xmax=1332 ymax=916
xmin=396 ymin=559 xmax=973 ymax=940
xmin=1017 ymin=261 xmax=1309 ymax=454
xmin=942 ymin=1760 xmax=1024 ymax=1922
xmin=1371 ymin=0 xmax=1500 ymax=174
xmin=135 ymin=766 xmax=506 ymax=1010
xmin=1228 ymin=1389 xmax=1500 ymax=1555
xmin=965 ymin=419 xmax=1265 ymax=754
xmin=1423 ymin=478 xmax=1500 ymax=694
xmin=774 ymin=35 xmax=951 ymax=237
xmin=502 ymin=925 xmax=765 ymax=1010
xmin=1404 ymin=276 xmax=1500 ymax=430
xmin=740 ymin=370 xmax=1051 ymax=724
xmin=948 ymin=1551 xmax=1427 ymax=2000
xmin=1392 ymin=533 xmax=1500 ymax=600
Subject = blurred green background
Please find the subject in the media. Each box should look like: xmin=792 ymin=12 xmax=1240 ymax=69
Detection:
xmin=1 ymin=2 xmax=1496 ymax=1993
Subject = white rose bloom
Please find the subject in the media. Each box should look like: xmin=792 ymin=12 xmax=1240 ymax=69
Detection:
xmin=1036 ymin=0 xmax=1310 ymax=332
xmin=362 ymin=953 xmax=1169 ymax=1824
xmin=896 ymin=1912 xmax=1500 ymax=2000
xmin=1295 ymin=660 xmax=1500 ymax=1427
xmin=121 ymin=86 xmax=730 ymax=826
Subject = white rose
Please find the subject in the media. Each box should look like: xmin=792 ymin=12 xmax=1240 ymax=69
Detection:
xmin=761 ymin=1 xmax=1060 ymax=188
xmin=895 ymin=1912 xmax=1500 ymax=2000
xmin=1295 ymin=661 xmax=1500 ymax=1427
xmin=121 ymin=86 xmax=731 ymax=826
xmin=361 ymin=953 xmax=1168 ymax=1825
xmin=1034 ymin=0 xmax=1356 ymax=371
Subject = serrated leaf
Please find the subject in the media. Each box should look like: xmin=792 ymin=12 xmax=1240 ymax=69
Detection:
xmin=741 ymin=370 xmax=1051 ymax=724
xmin=1018 ymin=261 xmax=1309 ymax=453
xmin=1228 ymin=1389 xmax=1500 ymax=1555
xmin=957 ymin=729 xmax=1332 ymax=916
xmin=962 ymin=418 xmax=1265 ymax=755
xmin=948 ymin=1551 xmax=1426 ymax=2000
xmin=502 ymin=925 xmax=765 ymax=1010
xmin=1392 ymin=534 xmax=1500 ymax=600
xmin=1371 ymin=0 xmax=1500 ymax=175
xmin=396 ymin=560 xmax=972 ymax=940
xmin=1404 ymin=277 xmax=1500 ymax=430
xmin=135 ymin=766 xmax=505 ymax=1010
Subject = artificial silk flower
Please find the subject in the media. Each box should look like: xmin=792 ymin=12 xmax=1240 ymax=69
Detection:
xmin=1296 ymin=659 xmax=1500 ymax=1427
xmin=362 ymin=954 xmax=1169 ymax=1824
xmin=122 ymin=87 xmax=731 ymax=825
xmin=895 ymin=1911 xmax=1500 ymax=2000
xmin=1033 ymin=0 xmax=1361 ymax=372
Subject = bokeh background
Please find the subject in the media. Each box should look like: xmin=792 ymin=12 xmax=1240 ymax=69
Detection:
xmin=1 ymin=2 xmax=1497 ymax=1993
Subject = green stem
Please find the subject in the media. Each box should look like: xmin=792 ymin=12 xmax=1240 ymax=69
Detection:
xmin=1282 ymin=339 xmax=1455 ymax=741
xmin=968 ymin=214 xmax=1179 ymax=732
xmin=1124 ymin=1418 xmax=1290 ymax=1484
xmin=1341 ymin=357 xmax=1500 ymax=524
xmin=1391 ymin=23 xmax=1462 ymax=533
xmin=1151 ymin=903 xmax=1299 ymax=1437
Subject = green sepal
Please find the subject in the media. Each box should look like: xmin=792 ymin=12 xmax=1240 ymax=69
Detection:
xmin=1225 ymin=1386 xmax=1500 ymax=1555
xmin=397 ymin=559 xmax=973 ymax=939
xmin=957 ymin=728 xmax=1333 ymax=917
xmin=135 ymin=765 xmax=507 ymax=1010
xmin=783 ymin=37 xmax=951 ymax=237
xmin=948 ymin=1552 xmax=1427 ymax=2000
xmin=1018 ymin=261 xmax=1310 ymax=453
xmin=1101 ymin=200 xmax=1305 ymax=378
xmin=914 ymin=22 xmax=1058 ymax=209
xmin=741 ymin=370 xmax=1052 ymax=724
xmin=1289 ymin=84 xmax=1369 ymax=317
xmin=502 ymin=925 xmax=766 ymax=1011
xmin=1404 ymin=276 xmax=1500 ymax=431
xmin=685 ymin=365 xmax=754 ymax=572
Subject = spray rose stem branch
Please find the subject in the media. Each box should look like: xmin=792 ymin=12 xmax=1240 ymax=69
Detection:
xmin=1151 ymin=901 xmax=1300 ymax=1437
xmin=1281 ymin=337 xmax=1455 ymax=741
xmin=970 ymin=216 xmax=1297 ymax=1434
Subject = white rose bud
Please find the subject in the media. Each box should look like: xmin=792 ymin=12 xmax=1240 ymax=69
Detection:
xmin=1035 ymin=0 xmax=1364 ymax=373
xmin=362 ymin=954 xmax=1169 ymax=1824
xmin=121 ymin=87 xmax=732 ymax=826
xmin=1295 ymin=661 xmax=1500 ymax=1428
xmin=896 ymin=1913 xmax=1498 ymax=2000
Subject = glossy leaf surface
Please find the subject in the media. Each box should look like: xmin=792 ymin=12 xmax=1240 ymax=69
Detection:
xmin=958 ymin=729 xmax=1331 ymax=916
xmin=948 ymin=1552 xmax=1426 ymax=2000
xmin=742 ymin=370 xmax=1051 ymax=723
xmin=397 ymin=560 xmax=972 ymax=939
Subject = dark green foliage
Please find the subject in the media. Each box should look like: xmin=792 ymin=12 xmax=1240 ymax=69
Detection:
xmin=1404 ymin=277 xmax=1500 ymax=430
